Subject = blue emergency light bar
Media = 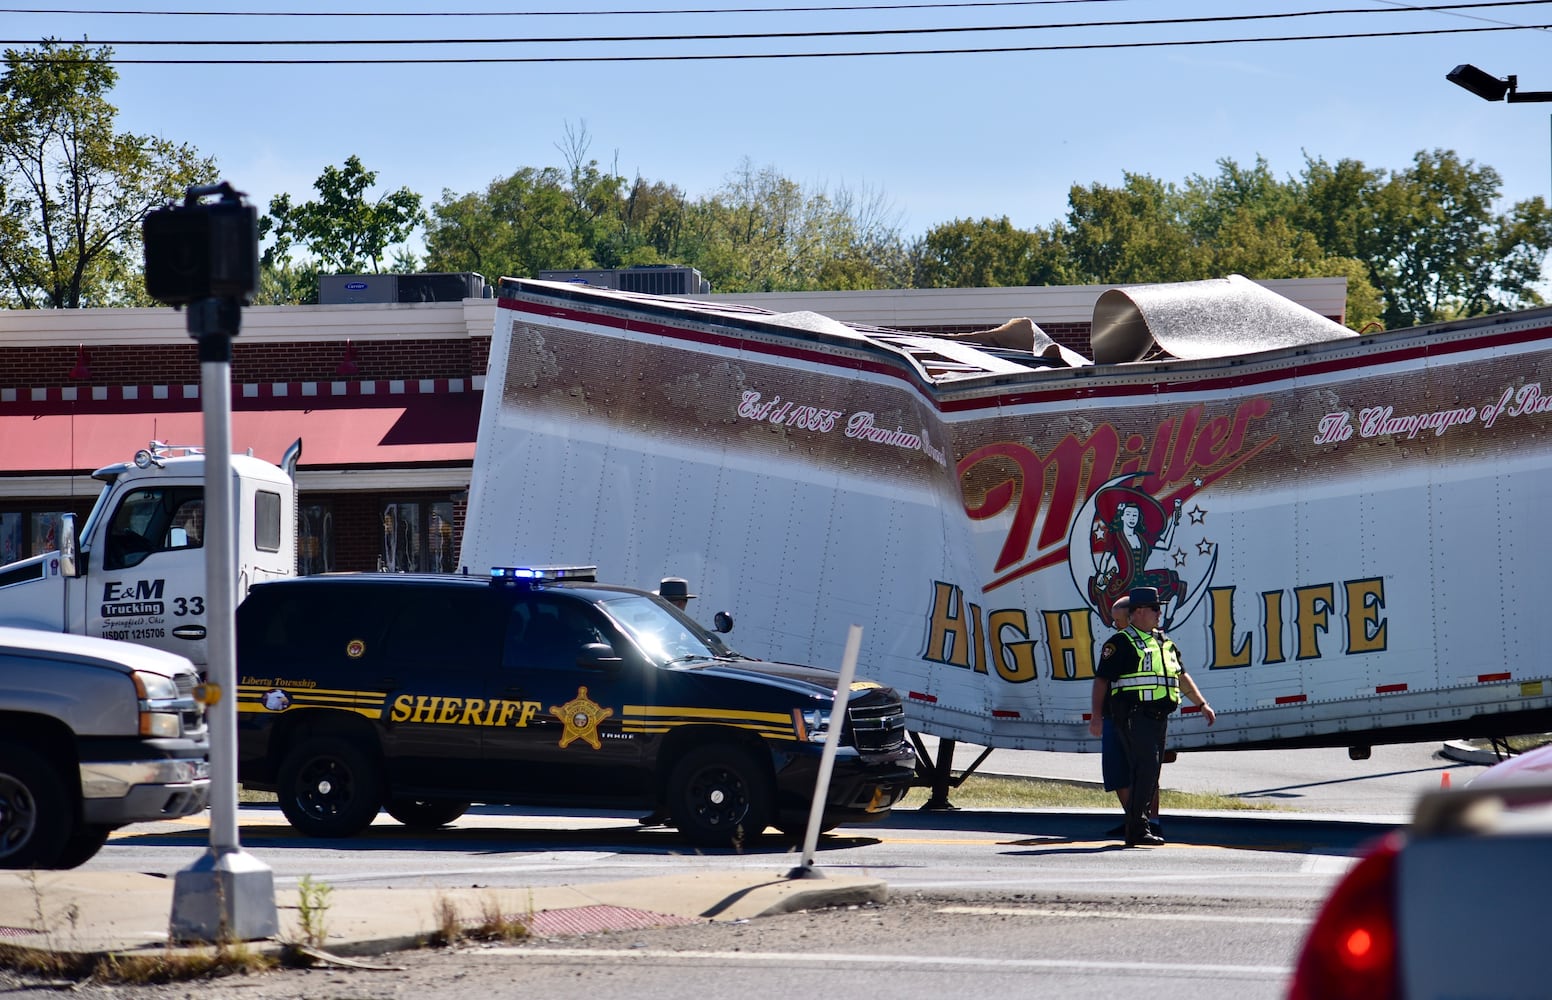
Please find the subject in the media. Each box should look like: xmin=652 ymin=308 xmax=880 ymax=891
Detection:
xmin=489 ymin=565 xmax=598 ymax=588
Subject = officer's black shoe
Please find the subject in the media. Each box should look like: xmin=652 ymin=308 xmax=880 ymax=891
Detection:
xmin=1148 ymin=820 xmax=1164 ymax=838
xmin=1125 ymin=832 xmax=1166 ymax=847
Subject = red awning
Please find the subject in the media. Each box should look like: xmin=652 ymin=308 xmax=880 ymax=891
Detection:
xmin=0 ymin=394 xmax=481 ymax=475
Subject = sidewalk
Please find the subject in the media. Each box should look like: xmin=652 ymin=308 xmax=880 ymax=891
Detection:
xmin=0 ymin=867 xmax=887 ymax=962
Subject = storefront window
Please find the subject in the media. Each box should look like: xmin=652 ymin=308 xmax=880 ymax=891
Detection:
xmin=298 ymin=502 xmax=334 ymax=576
xmin=0 ymin=509 xmax=78 ymax=565
xmin=380 ymin=499 xmax=457 ymax=573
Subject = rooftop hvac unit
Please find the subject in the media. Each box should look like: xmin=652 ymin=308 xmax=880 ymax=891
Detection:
xmin=537 ymin=265 xmax=709 ymax=296
xmin=320 ymin=272 xmax=489 ymax=305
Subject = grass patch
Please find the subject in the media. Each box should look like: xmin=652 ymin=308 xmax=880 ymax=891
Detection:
xmin=0 ymin=942 xmax=277 ymax=985
xmin=428 ymin=893 xmax=532 ymax=947
xmin=898 ymin=772 xmax=1279 ymax=811
xmin=238 ymin=786 xmax=277 ymax=804
xmin=1464 ymin=733 xmax=1552 ymax=755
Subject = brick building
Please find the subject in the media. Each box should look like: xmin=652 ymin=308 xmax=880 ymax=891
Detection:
xmin=0 ymin=277 xmax=1346 ymax=573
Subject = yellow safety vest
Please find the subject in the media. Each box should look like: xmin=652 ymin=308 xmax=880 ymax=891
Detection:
xmin=1109 ymin=627 xmax=1181 ymax=706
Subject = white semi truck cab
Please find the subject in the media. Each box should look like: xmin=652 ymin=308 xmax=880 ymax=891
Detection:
xmin=0 ymin=440 xmax=300 ymax=669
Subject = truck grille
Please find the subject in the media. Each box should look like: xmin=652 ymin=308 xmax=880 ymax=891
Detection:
xmin=175 ymin=671 xmax=208 ymax=737
xmin=846 ymin=700 xmax=907 ymax=752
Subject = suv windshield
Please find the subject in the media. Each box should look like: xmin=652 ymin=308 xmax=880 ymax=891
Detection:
xmin=599 ymin=595 xmax=730 ymax=666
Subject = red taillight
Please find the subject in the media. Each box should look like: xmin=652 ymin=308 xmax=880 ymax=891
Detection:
xmin=1287 ymin=831 xmax=1402 ymax=1000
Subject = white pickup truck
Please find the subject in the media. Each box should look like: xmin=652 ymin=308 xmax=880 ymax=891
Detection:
xmin=0 ymin=440 xmax=299 ymax=669
xmin=0 ymin=626 xmax=210 ymax=869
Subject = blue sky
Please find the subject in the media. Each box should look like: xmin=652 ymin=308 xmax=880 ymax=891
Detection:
xmin=11 ymin=1 xmax=1552 ymax=248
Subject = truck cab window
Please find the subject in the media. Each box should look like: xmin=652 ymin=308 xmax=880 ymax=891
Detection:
xmin=103 ymin=487 xmax=202 ymax=570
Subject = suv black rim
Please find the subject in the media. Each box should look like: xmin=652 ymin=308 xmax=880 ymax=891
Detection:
xmin=294 ymin=755 xmax=354 ymax=820
xmin=684 ymin=763 xmax=750 ymax=829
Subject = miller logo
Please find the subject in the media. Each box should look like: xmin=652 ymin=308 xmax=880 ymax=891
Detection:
xmin=550 ymin=686 xmax=614 ymax=749
xmin=1067 ymin=473 xmax=1219 ymax=632
xmin=957 ymin=399 xmax=1273 ymax=600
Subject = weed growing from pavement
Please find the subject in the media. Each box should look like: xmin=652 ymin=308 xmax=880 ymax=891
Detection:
xmin=293 ymin=875 xmax=333 ymax=949
xmin=428 ymin=892 xmax=532 ymax=946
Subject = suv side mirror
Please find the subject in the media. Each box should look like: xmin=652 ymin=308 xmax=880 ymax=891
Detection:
xmin=577 ymin=642 xmax=624 ymax=670
xmin=713 ymin=611 xmax=734 ymax=634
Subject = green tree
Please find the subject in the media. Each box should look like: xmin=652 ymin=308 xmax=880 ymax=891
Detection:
xmin=423 ymin=166 xmax=592 ymax=281
xmin=1365 ymin=149 xmax=1552 ymax=327
xmin=1063 ymin=173 xmax=1207 ymax=284
xmin=260 ymin=155 xmax=423 ymax=301
xmin=683 ymin=160 xmax=907 ymax=292
xmin=912 ymin=216 xmax=1070 ymax=288
xmin=0 ymin=40 xmax=215 ymax=308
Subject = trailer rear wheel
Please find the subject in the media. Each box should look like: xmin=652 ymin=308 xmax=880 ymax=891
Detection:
xmin=277 ymin=737 xmax=384 ymax=838
xmin=668 ymin=744 xmax=773 ymax=848
xmin=0 ymin=742 xmax=71 ymax=869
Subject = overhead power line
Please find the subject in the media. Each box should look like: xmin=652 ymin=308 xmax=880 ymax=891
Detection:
xmin=19 ymin=22 xmax=1552 ymax=64
xmin=10 ymin=1 xmax=1551 ymax=47
xmin=1 ymin=0 xmax=1544 ymax=17
xmin=0 ymin=0 xmax=1136 ymax=16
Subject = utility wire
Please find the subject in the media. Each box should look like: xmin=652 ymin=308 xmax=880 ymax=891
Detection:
xmin=0 ymin=0 xmax=1542 ymax=16
xmin=12 ymin=1 xmax=1551 ymax=46
xmin=26 ymin=22 xmax=1551 ymax=63
xmin=1 ymin=0 xmax=1136 ymax=16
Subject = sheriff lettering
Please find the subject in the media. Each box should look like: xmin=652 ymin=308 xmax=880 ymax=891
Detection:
xmin=389 ymin=695 xmax=543 ymax=728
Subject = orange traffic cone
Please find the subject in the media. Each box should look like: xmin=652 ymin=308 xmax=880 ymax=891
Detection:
xmin=1440 ymin=771 xmax=1452 ymax=789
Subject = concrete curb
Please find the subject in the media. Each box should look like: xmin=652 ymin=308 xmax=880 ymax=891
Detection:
xmin=1439 ymin=740 xmax=1505 ymax=766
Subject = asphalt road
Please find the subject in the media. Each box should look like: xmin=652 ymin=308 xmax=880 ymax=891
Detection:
xmin=45 ymin=802 xmax=1364 ymax=1000
xmin=12 ymin=741 xmax=1479 ymax=999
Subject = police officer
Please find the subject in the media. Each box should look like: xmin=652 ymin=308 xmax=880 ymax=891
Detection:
xmin=656 ymin=577 xmax=695 ymax=611
xmin=1089 ymin=586 xmax=1216 ymax=846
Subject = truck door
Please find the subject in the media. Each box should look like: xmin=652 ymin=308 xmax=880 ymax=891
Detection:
xmin=482 ymin=594 xmax=648 ymax=803
xmin=88 ymin=485 xmax=209 ymax=663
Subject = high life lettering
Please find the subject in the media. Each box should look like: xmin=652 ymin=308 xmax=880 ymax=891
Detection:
xmin=921 ymin=577 xmax=1388 ymax=683
xmin=956 ymin=399 xmax=1274 ymax=589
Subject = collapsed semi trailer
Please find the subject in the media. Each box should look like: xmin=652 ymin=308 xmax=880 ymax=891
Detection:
xmin=455 ymin=275 xmax=1552 ymax=798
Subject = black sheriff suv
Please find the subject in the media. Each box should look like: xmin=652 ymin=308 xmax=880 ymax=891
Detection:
xmin=235 ymin=567 xmax=917 ymax=847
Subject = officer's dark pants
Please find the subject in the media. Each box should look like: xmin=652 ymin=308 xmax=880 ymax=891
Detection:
xmin=1114 ymin=701 xmax=1169 ymax=842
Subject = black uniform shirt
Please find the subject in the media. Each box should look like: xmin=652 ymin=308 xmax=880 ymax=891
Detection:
xmin=1096 ymin=628 xmax=1142 ymax=684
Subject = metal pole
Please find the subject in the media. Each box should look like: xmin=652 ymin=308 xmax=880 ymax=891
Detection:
xmin=788 ymin=624 xmax=862 ymax=878
xmin=169 ymin=297 xmax=277 ymax=943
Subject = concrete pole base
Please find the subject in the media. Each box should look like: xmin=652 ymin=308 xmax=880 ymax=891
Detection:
xmin=169 ymin=847 xmax=279 ymax=943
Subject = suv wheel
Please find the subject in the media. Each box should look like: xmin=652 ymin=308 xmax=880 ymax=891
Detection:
xmin=0 ymin=742 xmax=71 ymax=869
xmin=668 ymin=744 xmax=773 ymax=848
xmin=277 ymin=737 xmax=384 ymax=838
xmin=385 ymin=798 xmax=470 ymax=830
xmin=53 ymin=824 xmax=112 ymax=869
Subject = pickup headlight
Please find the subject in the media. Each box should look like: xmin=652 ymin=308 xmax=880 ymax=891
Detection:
xmin=132 ymin=670 xmax=184 ymax=738
xmin=793 ymin=707 xmax=833 ymax=744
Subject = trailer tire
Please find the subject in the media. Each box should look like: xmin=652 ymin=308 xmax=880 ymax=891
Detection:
xmin=277 ymin=737 xmax=384 ymax=838
xmin=668 ymin=744 xmax=773 ymax=848
xmin=0 ymin=742 xmax=72 ymax=870
xmin=385 ymin=798 xmax=470 ymax=830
